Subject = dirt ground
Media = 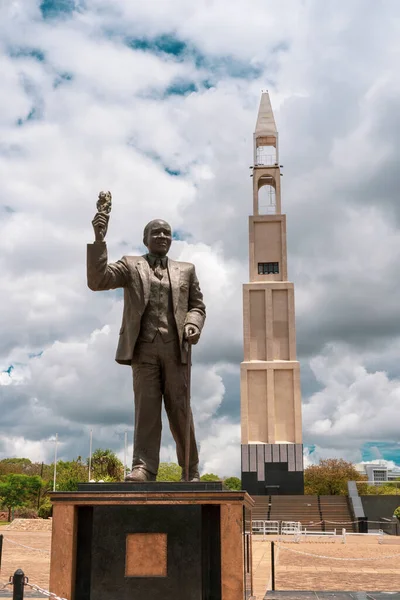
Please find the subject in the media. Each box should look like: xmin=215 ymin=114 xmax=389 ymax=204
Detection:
xmin=1 ymin=525 xmax=400 ymax=599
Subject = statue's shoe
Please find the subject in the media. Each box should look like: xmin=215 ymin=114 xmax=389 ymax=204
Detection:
xmin=180 ymin=471 xmax=200 ymax=482
xmin=125 ymin=467 xmax=156 ymax=482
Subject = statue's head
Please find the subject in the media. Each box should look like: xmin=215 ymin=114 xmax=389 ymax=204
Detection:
xmin=143 ymin=219 xmax=172 ymax=257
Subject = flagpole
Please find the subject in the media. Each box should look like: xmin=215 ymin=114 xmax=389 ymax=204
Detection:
xmin=53 ymin=433 xmax=58 ymax=492
xmin=124 ymin=431 xmax=128 ymax=480
xmin=88 ymin=429 xmax=93 ymax=482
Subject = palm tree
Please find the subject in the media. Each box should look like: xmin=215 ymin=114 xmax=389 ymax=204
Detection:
xmin=88 ymin=448 xmax=124 ymax=481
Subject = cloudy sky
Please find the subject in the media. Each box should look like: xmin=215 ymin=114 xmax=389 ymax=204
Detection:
xmin=1 ymin=0 xmax=400 ymax=476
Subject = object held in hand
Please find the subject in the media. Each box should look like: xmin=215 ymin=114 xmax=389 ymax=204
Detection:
xmin=97 ymin=191 xmax=112 ymax=215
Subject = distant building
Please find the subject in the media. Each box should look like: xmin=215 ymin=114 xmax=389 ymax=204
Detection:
xmin=355 ymin=461 xmax=400 ymax=484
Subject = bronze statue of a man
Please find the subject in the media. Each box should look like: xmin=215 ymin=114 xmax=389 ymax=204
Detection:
xmin=87 ymin=204 xmax=206 ymax=482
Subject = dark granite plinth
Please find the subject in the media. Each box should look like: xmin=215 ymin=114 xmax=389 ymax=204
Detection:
xmin=87 ymin=504 xmax=206 ymax=600
xmin=78 ymin=480 xmax=223 ymax=492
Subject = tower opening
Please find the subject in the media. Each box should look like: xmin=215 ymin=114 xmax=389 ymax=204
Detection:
xmin=256 ymin=145 xmax=276 ymax=166
xmin=258 ymin=183 xmax=276 ymax=215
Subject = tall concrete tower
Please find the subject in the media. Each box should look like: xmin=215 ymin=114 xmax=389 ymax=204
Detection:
xmin=240 ymin=93 xmax=304 ymax=495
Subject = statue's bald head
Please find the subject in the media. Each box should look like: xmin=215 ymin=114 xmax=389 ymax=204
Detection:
xmin=143 ymin=219 xmax=172 ymax=257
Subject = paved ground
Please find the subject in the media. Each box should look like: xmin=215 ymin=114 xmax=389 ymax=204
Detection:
xmin=265 ymin=594 xmax=400 ymax=600
xmin=0 ymin=529 xmax=51 ymax=595
xmin=1 ymin=526 xmax=399 ymax=599
xmin=253 ymin=535 xmax=400 ymax=599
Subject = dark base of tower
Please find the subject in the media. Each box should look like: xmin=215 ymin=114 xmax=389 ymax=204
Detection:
xmin=241 ymin=443 xmax=304 ymax=496
xmin=241 ymin=469 xmax=304 ymax=495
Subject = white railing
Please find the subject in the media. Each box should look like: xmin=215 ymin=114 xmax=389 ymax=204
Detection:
xmin=281 ymin=521 xmax=302 ymax=535
xmin=255 ymin=153 xmax=276 ymax=166
xmin=252 ymin=520 xmax=280 ymax=539
xmin=251 ymin=522 xmax=388 ymax=544
xmin=355 ymin=480 xmax=400 ymax=493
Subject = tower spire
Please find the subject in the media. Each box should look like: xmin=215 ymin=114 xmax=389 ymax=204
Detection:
xmin=255 ymin=91 xmax=277 ymax=136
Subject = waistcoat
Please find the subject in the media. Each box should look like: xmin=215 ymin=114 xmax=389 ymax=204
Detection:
xmin=138 ymin=261 xmax=177 ymax=342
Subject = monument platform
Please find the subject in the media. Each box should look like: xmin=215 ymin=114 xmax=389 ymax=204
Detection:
xmin=50 ymin=482 xmax=255 ymax=600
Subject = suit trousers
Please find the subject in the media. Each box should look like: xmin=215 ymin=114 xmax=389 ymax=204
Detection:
xmin=131 ymin=333 xmax=199 ymax=476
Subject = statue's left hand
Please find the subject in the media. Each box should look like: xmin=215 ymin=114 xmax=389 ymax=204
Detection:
xmin=184 ymin=324 xmax=200 ymax=345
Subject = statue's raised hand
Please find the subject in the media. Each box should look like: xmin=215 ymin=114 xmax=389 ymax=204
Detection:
xmin=92 ymin=191 xmax=112 ymax=242
xmin=92 ymin=212 xmax=109 ymax=242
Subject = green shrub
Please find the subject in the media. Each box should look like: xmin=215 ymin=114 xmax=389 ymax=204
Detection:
xmin=394 ymin=506 xmax=400 ymax=520
xmin=223 ymin=477 xmax=242 ymax=491
xmin=38 ymin=498 xmax=53 ymax=519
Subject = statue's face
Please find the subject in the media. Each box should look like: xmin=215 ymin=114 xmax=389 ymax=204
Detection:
xmin=145 ymin=220 xmax=172 ymax=257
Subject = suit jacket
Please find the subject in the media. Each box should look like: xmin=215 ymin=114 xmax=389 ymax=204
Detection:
xmin=87 ymin=242 xmax=206 ymax=365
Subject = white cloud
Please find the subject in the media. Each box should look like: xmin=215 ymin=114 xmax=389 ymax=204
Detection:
xmin=1 ymin=0 xmax=400 ymax=475
xmin=303 ymin=345 xmax=400 ymax=453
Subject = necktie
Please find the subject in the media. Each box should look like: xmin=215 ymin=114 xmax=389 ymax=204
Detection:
xmin=154 ymin=258 xmax=163 ymax=280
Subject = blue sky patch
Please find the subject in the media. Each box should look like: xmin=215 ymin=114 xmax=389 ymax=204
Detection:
xmin=17 ymin=106 xmax=41 ymax=126
xmin=40 ymin=0 xmax=81 ymax=19
xmin=165 ymin=168 xmax=181 ymax=177
xmin=126 ymin=34 xmax=187 ymax=57
xmin=135 ymin=147 xmax=186 ymax=179
xmin=194 ymin=54 xmax=263 ymax=80
xmin=9 ymin=47 xmax=45 ymax=62
xmin=28 ymin=351 xmax=43 ymax=359
xmin=361 ymin=441 xmax=400 ymax=465
xmin=165 ymin=80 xmax=197 ymax=96
xmin=306 ymin=444 xmax=316 ymax=456
xmin=53 ymin=72 xmax=74 ymax=88
xmin=172 ymin=230 xmax=190 ymax=242
xmin=126 ymin=34 xmax=263 ymax=82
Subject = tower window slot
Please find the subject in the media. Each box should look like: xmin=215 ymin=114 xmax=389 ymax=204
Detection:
xmin=258 ymin=262 xmax=279 ymax=274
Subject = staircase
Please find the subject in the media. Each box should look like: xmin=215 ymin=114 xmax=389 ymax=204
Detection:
xmin=252 ymin=495 xmax=272 ymax=521
xmin=319 ymin=495 xmax=355 ymax=531
xmin=252 ymin=495 xmax=354 ymax=531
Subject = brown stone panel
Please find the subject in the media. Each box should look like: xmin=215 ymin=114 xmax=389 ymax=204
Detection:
xmin=248 ymin=370 xmax=268 ymax=442
xmin=272 ymin=289 xmax=289 ymax=360
xmin=125 ymin=533 xmax=167 ymax=577
xmin=49 ymin=504 xmax=77 ymax=600
xmin=51 ymin=490 xmax=254 ymax=510
xmin=220 ymin=504 xmax=244 ymax=600
xmin=249 ymin=289 xmax=266 ymax=360
xmin=254 ymin=221 xmax=281 ymax=275
xmin=274 ymin=369 xmax=295 ymax=443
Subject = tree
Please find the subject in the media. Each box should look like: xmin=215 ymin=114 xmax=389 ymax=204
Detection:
xmin=224 ymin=477 xmax=242 ymax=491
xmin=56 ymin=458 xmax=88 ymax=491
xmin=304 ymin=458 xmax=366 ymax=495
xmin=0 ymin=458 xmax=33 ymax=476
xmin=0 ymin=474 xmax=43 ymax=521
xmin=156 ymin=463 xmax=182 ymax=481
xmin=89 ymin=449 xmax=124 ymax=481
xmin=200 ymin=473 xmax=220 ymax=482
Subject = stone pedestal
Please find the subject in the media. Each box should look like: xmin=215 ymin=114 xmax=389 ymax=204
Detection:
xmin=49 ymin=482 xmax=254 ymax=600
